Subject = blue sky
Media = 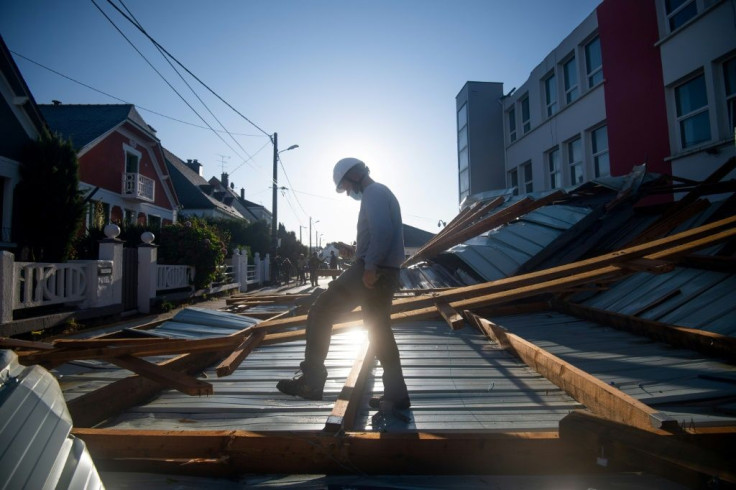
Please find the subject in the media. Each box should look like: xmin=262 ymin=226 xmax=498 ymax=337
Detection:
xmin=1 ymin=0 xmax=601 ymax=246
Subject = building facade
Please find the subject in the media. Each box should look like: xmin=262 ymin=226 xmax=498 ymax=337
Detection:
xmin=458 ymin=0 xmax=735 ymax=204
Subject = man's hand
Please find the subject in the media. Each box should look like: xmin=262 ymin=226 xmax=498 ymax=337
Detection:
xmin=363 ymin=269 xmax=378 ymax=289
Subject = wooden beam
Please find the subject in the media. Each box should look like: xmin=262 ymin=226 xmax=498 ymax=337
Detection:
xmin=560 ymin=410 xmax=736 ymax=486
xmin=0 ymin=337 xmax=54 ymax=350
xmin=19 ymin=333 xmax=247 ymax=366
xmin=434 ymin=301 xmax=466 ymax=330
xmin=469 ymin=314 xmax=677 ymax=432
xmin=618 ymin=258 xmax=675 ymax=274
xmin=325 ymin=340 xmax=375 ymax=432
xmin=625 ymin=198 xmax=710 ymax=247
xmin=215 ymin=330 xmax=266 ymax=377
xmin=254 ymin=216 xmax=736 ymax=334
xmin=72 ymin=428 xmax=590 ymax=476
xmin=107 ymin=355 xmax=213 ymax=396
xmin=552 ymin=300 xmax=736 ymax=364
xmin=67 ymin=349 xmax=230 ymax=427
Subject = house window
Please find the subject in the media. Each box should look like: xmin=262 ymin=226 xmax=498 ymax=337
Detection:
xmin=509 ymin=168 xmax=519 ymax=196
xmin=585 ymin=36 xmax=603 ymax=88
xmin=724 ymin=57 xmax=736 ymax=135
xmin=568 ymin=138 xmax=584 ymax=184
xmin=591 ymin=125 xmax=610 ymax=178
xmin=521 ymin=96 xmax=530 ymax=133
xmin=458 ymin=103 xmax=470 ymax=201
xmin=522 ymin=161 xmax=533 ymax=193
xmin=125 ymin=151 xmax=140 ymax=174
xmin=547 ymin=147 xmax=561 ymax=189
xmin=544 ymin=73 xmax=558 ymax=116
xmin=665 ymin=0 xmax=697 ymax=31
xmin=124 ymin=209 xmax=135 ymax=225
xmin=149 ymin=215 xmax=162 ymax=229
xmin=563 ymin=56 xmax=579 ymax=103
xmin=675 ymin=73 xmax=711 ymax=148
xmin=508 ymin=108 xmax=517 ymax=143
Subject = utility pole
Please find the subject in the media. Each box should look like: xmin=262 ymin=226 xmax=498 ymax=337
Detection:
xmin=271 ymin=132 xmax=279 ymax=259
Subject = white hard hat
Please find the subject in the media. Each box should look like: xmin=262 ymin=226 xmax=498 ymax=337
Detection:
xmin=333 ymin=157 xmax=366 ymax=192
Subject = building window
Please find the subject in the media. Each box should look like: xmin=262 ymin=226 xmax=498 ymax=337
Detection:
xmin=124 ymin=209 xmax=135 ymax=225
xmin=521 ymin=96 xmax=530 ymax=133
xmin=568 ymin=138 xmax=584 ymax=184
xmin=563 ymin=56 xmax=579 ymax=103
xmin=125 ymin=151 xmax=140 ymax=173
xmin=508 ymin=108 xmax=517 ymax=142
xmin=725 ymin=57 xmax=736 ymax=136
xmin=591 ymin=125 xmax=610 ymax=177
xmin=522 ymin=161 xmax=533 ymax=193
xmin=547 ymin=147 xmax=561 ymax=189
xmin=675 ymin=73 xmax=711 ymax=148
xmin=509 ymin=168 xmax=519 ymax=196
xmin=458 ymin=103 xmax=469 ymax=201
xmin=665 ymin=0 xmax=697 ymax=31
xmin=585 ymin=36 xmax=603 ymax=88
xmin=544 ymin=73 xmax=558 ymax=117
xmin=148 ymin=215 xmax=161 ymax=229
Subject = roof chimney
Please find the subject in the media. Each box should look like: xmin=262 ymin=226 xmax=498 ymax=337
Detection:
xmin=221 ymin=172 xmax=229 ymax=188
xmin=185 ymin=159 xmax=203 ymax=176
xmin=240 ymin=188 xmax=245 ymax=200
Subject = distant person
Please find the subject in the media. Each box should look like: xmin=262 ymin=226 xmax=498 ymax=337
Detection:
xmin=281 ymin=257 xmax=292 ymax=285
xmin=271 ymin=254 xmax=282 ymax=285
xmin=277 ymin=158 xmax=409 ymax=411
xmin=308 ymin=252 xmax=321 ymax=287
xmin=329 ymin=250 xmax=338 ymax=279
xmin=297 ymin=253 xmax=307 ymax=285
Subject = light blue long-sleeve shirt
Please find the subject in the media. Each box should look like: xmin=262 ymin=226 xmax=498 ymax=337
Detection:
xmin=356 ymin=181 xmax=405 ymax=270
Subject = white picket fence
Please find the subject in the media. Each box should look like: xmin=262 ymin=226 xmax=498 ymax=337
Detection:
xmin=157 ymin=264 xmax=194 ymax=291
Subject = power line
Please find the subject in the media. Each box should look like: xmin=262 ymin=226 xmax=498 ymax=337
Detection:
xmin=103 ymin=0 xmax=271 ymax=138
xmin=10 ymin=50 xmax=266 ymax=137
xmin=91 ymin=0 xmax=253 ymax=165
xmin=116 ymin=0 xmax=256 ymax=167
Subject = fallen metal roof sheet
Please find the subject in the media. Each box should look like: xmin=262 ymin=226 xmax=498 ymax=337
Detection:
xmin=0 ymin=350 xmax=103 ymax=490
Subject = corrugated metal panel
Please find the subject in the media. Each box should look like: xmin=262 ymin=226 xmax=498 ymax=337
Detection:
xmin=63 ymin=313 xmax=581 ymax=433
xmin=0 ymin=350 xmax=103 ymax=490
xmin=489 ymin=312 xmax=736 ymax=427
xmin=448 ymin=205 xmax=592 ymax=282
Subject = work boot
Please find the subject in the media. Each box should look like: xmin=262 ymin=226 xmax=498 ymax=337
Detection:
xmin=276 ymin=368 xmax=326 ymax=401
xmin=368 ymin=395 xmax=411 ymax=411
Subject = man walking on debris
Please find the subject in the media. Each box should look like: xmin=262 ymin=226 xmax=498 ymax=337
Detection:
xmin=277 ymin=157 xmax=410 ymax=411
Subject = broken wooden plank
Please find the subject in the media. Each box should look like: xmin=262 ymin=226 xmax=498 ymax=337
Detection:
xmin=108 ymin=355 xmax=214 ymax=396
xmin=215 ymin=330 xmax=267 ymax=377
xmin=552 ymin=300 xmax=736 ymax=364
xmin=470 ymin=314 xmax=678 ymax=432
xmin=434 ymin=301 xmax=466 ymax=330
xmin=19 ymin=333 xmax=248 ymax=366
xmin=618 ymin=258 xmax=675 ymax=274
xmin=625 ymin=198 xmax=710 ymax=248
xmin=560 ymin=410 xmax=736 ymax=486
xmin=0 ymin=337 xmax=55 ymax=350
xmin=325 ymin=340 xmax=375 ymax=432
xmin=72 ymin=428 xmax=588 ymax=476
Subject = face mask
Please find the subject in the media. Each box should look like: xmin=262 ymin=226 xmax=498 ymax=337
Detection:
xmin=348 ymin=189 xmax=362 ymax=201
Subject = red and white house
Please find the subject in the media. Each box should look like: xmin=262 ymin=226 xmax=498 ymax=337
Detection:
xmin=39 ymin=103 xmax=180 ymax=228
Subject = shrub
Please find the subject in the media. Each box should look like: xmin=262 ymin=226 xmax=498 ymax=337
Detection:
xmin=158 ymin=219 xmax=227 ymax=289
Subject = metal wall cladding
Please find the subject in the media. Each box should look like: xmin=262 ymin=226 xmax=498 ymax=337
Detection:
xmin=449 ymin=204 xmax=592 ymax=282
xmin=0 ymin=350 xmax=103 ymax=490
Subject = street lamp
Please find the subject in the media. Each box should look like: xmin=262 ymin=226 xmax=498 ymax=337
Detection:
xmin=309 ymin=217 xmax=319 ymax=255
xmin=270 ymin=132 xmax=299 ymax=257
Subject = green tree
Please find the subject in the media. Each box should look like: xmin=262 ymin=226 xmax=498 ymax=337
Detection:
xmin=14 ymin=129 xmax=85 ymax=261
xmin=158 ymin=218 xmax=227 ymax=289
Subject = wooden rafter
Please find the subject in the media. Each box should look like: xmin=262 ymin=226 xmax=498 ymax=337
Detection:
xmin=72 ymin=428 xmax=586 ymax=476
xmin=108 ymin=355 xmax=213 ymax=396
xmin=325 ymin=340 xmax=375 ymax=432
xmin=560 ymin=410 xmax=736 ymax=485
xmin=467 ymin=313 xmax=678 ymax=432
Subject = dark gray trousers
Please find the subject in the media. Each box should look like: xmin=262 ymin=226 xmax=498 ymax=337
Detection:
xmin=301 ymin=260 xmax=409 ymax=401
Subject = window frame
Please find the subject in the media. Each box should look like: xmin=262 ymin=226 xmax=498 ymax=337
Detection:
xmin=724 ymin=56 xmax=736 ymax=137
xmin=585 ymin=36 xmax=603 ymax=88
xmin=567 ymin=137 xmax=584 ymax=185
xmin=509 ymin=168 xmax=519 ymax=196
xmin=546 ymin=147 xmax=561 ymax=189
xmin=664 ymin=0 xmax=698 ymax=32
xmin=544 ymin=72 xmax=558 ymax=117
xmin=563 ymin=55 xmax=579 ymax=104
xmin=520 ymin=95 xmax=531 ymax=133
xmin=591 ymin=125 xmax=610 ymax=178
xmin=522 ymin=161 xmax=533 ymax=194
xmin=674 ymin=71 xmax=712 ymax=149
xmin=508 ymin=107 xmax=517 ymax=143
